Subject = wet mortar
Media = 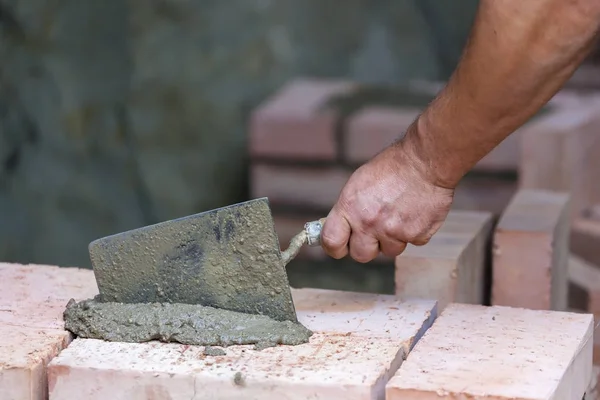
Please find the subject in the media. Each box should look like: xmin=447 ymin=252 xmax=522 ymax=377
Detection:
xmin=63 ymin=296 xmax=313 ymax=348
xmin=66 ymin=198 xmax=315 ymax=347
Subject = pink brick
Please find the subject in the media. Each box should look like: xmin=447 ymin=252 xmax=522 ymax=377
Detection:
xmin=249 ymin=78 xmax=355 ymax=160
xmin=492 ymin=189 xmax=571 ymax=311
xmin=0 ymin=263 xmax=99 ymax=330
xmin=395 ymin=210 xmax=494 ymax=311
xmin=386 ymin=303 xmax=593 ymax=399
xmin=0 ymin=327 xmax=71 ymax=400
xmin=519 ymin=100 xmax=600 ymax=221
xmin=344 ymin=107 xmax=419 ymax=164
xmin=251 ymin=164 xmax=351 ymax=210
xmin=48 ymin=289 xmax=437 ymax=400
xmin=0 ymin=262 xmax=98 ymax=400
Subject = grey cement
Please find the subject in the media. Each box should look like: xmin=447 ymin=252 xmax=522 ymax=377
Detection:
xmin=64 ymin=297 xmax=313 ymax=348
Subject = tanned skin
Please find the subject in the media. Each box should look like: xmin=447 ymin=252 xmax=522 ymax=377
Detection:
xmin=321 ymin=0 xmax=600 ymax=263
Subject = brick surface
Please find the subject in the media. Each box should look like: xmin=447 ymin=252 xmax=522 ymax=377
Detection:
xmin=48 ymin=289 xmax=437 ymax=400
xmin=344 ymin=107 xmax=419 ymax=164
xmin=572 ymin=219 xmax=600 ymax=270
xmin=249 ymin=78 xmax=355 ymax=161
xmin=386 ymin=303 xmax=593 ymax=399
xmin=492 ymin=189 xmax=571 ymax=311
xmin=395 ymin=210 xmax=494 ymax=311
xmin=0 ymin=262 xmax=98 ymax=400
xmin=519 ymin=101 xmax=600 ymax=221
xmin=251 ymin=164 xmax=350 ymax=211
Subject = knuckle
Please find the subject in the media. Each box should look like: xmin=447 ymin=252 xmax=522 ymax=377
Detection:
xmin=361 ymin=208 xmax=379 ymax=227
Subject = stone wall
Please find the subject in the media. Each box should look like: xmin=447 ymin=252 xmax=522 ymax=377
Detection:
xmin=0 ymin=0 xmax=478 ymax=271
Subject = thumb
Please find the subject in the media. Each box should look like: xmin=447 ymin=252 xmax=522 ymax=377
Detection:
xmin=320 ymin=207 xmax=351 ymax=259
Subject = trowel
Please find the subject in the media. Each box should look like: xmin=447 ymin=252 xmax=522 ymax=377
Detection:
xmin=89 ymin=198 xmax=325 ymax=324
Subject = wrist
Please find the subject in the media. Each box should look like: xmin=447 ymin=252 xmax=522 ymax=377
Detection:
xmin=397 ymin=112 xmax=466 ymax=190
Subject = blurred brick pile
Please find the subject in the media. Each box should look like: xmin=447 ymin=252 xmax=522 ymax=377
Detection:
xmin=248 ymin=77 xmax=600 ymax=262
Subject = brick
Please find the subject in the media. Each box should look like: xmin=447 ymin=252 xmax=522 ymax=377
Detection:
xmin=492 ymin=189 xmax=571 ymax=311
xmin=386 ymin=303 xmax=593 ymax=399
xmin=395 ymin=210 xmax=494 ymax=311
xmin=48 ymin=289 xmax=437 ymax=400
xmin=572 ymin=218 xmax=600 ymax=269
xmin=568 ymin=255 xmax=600 ymax=365
xmin=251 ymin=164 xmax=351 ymax=211
xmin=519 ymin=100 xmax=600 ymax=221
xmin=0 ymin=262 xmax=98 ymax=400
xmin=0 ymin=327 xmax=71 ymax=400
xmin=0 ymin=263 xmax=99 ymax=330
xmin=249 ymin=78 xmax=355 ymax=161
xmin=344 ymin=107 xmax=419 ymax=164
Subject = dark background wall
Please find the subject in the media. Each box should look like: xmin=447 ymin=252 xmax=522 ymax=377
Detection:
xmin=0 ymin=0 xmax=478 ymax=271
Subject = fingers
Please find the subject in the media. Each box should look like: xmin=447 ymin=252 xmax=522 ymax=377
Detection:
xmin=321 ymin=208 xmax=351 ymax=259
xmin=379 ymin=236 xmax=407 ymax=258
xmin=348 ymin=230 xmax=380 ymax=263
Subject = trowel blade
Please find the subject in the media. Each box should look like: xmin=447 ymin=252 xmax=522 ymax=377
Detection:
xmin=89 ymin=197 xmax=298 ymax=322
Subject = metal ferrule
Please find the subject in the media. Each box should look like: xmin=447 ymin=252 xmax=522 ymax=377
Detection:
xmin=304 ymin=219 xmax=324 ymax=247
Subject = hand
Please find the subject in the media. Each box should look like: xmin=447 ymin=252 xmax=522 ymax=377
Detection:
xmin=321 ymin=138 xmax=455 ymax=263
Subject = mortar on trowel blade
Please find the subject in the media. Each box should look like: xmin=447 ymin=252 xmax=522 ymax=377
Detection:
xmin=63 ymin=198 xmax=326 ymax=350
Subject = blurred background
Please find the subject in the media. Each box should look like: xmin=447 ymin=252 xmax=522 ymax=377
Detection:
xmin=1 ymin=0 xmax=598 ymax=295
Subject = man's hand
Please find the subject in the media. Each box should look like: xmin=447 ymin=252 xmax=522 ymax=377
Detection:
xmin=320 ymin=0 xmax=600 ymax=263
xmin=320 ymin=134 xmax=454 ymax=263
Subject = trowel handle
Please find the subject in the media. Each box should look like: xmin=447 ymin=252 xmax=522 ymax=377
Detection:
xmin=303 ymin=218 xmax=327 ymax=247
xmin=281 ymin=218 xmax=327 ymax=266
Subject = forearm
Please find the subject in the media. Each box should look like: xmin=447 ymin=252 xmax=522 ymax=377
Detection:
xmin=403 ymin=0 xmax=600 ymax=188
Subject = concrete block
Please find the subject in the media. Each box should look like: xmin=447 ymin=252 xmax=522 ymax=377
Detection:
xmin=492 ymin=189 xmax=571 ymax=311
xmin=395 ymin=210 xmax=494 ymax=311
xmin=386 ymin=303 xmax=593 ymax=399
xmin=48 ymin=288 xmax=438 ymax=400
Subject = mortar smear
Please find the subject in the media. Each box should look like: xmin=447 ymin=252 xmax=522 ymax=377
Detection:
xmin=63 ymin=296 xmax=313 ymax=348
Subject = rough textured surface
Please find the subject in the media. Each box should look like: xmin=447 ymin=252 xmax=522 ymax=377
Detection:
xmin=63 ymin=296 xmax=312 ymax=348
xmin=0 ymin=262 xmax=98 ymax=400
xmin=492 ymin=189 xmax=571 ymax=311
xmin=386 ymin=303 xmax=594 ymax=399
xmin=48 ymin=288 xmax=438 ymax=400
xmin=90 ymin=197 xmax=297 ymax=322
